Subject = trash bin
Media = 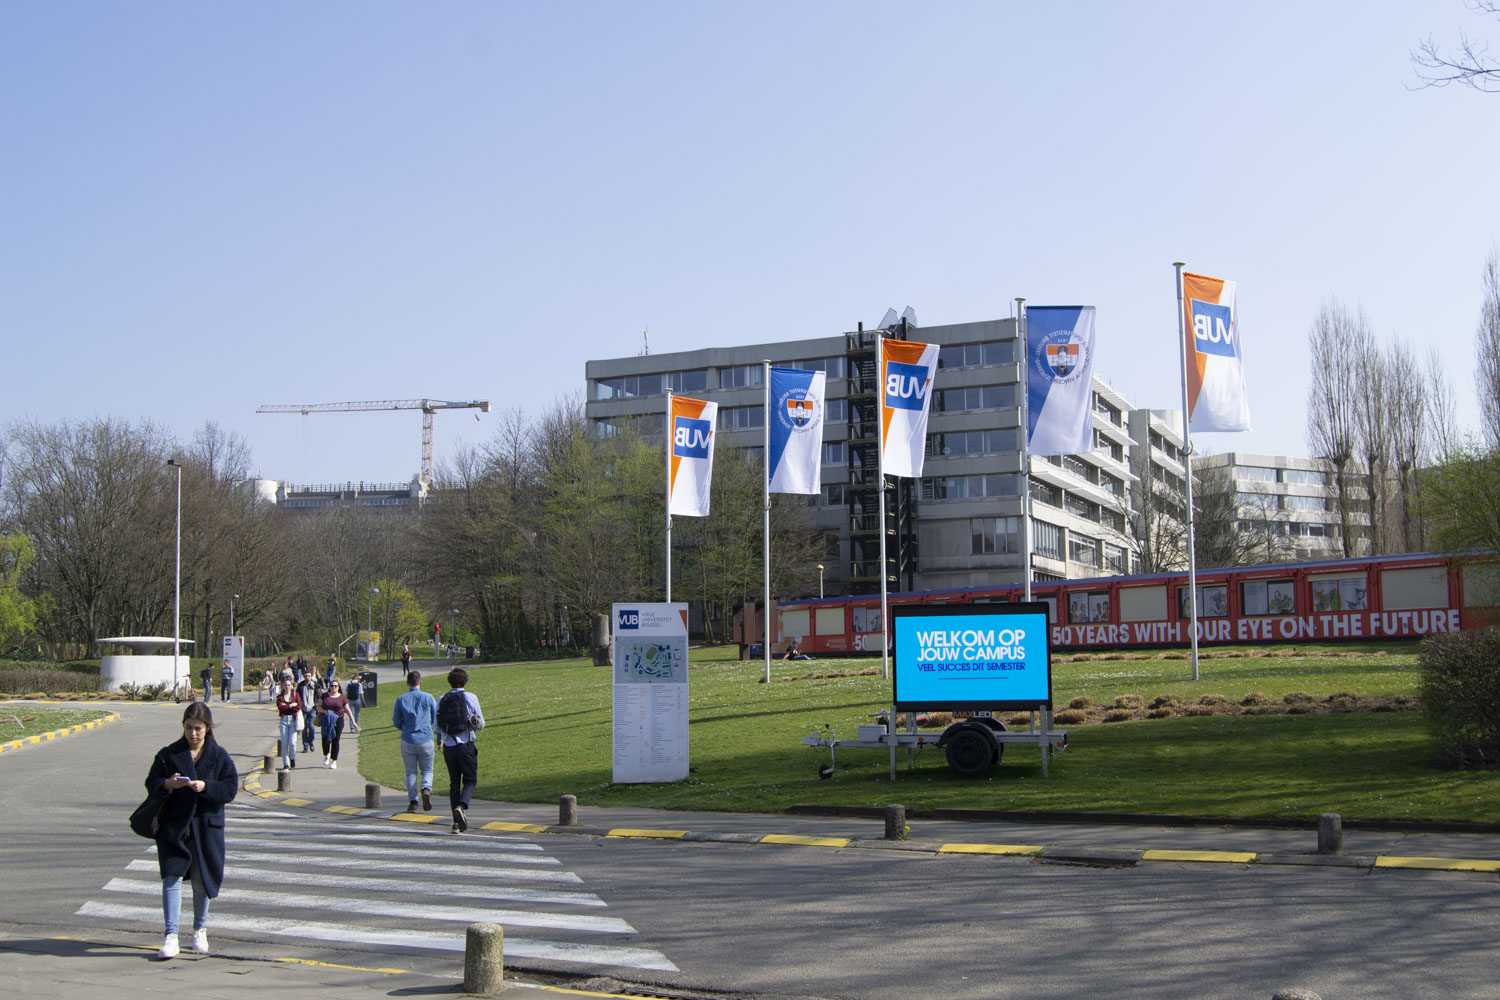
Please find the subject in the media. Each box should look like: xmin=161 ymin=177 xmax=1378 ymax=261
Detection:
xmin=358 ymin=671 xmax=378 ymax=708
xmin=465 ymin=646 xmax=474 ymax=659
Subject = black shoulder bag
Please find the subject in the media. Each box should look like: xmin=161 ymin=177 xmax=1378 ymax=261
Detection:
xmin=129 ymin=753 xmax=170 ymax=839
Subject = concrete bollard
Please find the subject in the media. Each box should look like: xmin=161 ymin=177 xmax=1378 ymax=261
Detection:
xmin=884 ymin=803 xmax=908 ymax=840
xmin=365 ymin=783 xmax=381 ymax=809
xmin=262 ymin=755 xmax=274 ymax=773
xmin=277 ymin=770 xmax=292 ymax=792
xmin=559 ymin=794 xmax=578 ymax=826
xmin=1317 ymin=812 xmax=1343 ymax=854
xmin=464 ymin=922 xmax=505 ymax=993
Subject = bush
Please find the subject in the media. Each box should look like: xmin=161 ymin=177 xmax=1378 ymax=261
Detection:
xmin=1113 ymin=694 xmax=1145 ymax=710
xmin=1103 ymin=709 xmax=1135 ymax=723
xmin=1419 ymin=628 xmax=1500 ymax=769
xmin=1241 ymin=691 xmax=1269 ymax=706
xmin=1197 ymin=693 xmax=1228 ymax=706
xmin=1054 ymin=709 xmax=1087 ymax=725
xmin=1068 ymin=696 xmax=1092 ymax=710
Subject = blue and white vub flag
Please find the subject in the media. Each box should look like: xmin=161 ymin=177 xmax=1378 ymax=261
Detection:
xmin=1026 ymin=305 xmax=1097 ymax=457
xmin=767 ymin=366 xmax=826 ymax=494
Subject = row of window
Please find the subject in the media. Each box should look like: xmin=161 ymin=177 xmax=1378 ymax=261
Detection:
xmin=1234 ymin=465 xmax=1329 ymax=486
xmin=1237 ymin=491 xmax=1329 ymax=512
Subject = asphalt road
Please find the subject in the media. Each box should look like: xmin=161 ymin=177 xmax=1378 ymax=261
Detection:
xmin=3 ymin=699 xmax=1499 ymax=1000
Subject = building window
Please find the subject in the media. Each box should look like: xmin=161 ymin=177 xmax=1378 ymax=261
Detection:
xmin=1068 ymin=534 xmax=1099 ymax=567
xmin=1237 ymin=492 xmax=1278 ymax=509
xmin=1099 ymin=471 xmax=1124 ymax=496
xmin=1282 ymin=468 xmax=1325 ymax=486
xmin=1283 ymin=495 xmax=1327 ymax=512
xmin=1093 ymin=396 xmax=1122 ymax=427
xmin=718 ymin=406 xmax=764 ymax=431
xmin=938 ymin=341 xmax=1014 ymax=368
xmin=1093 ymin=430 xmax=1124 ymax=462
xmin=926 ymin=428 xmax=1020 ymax=457
xmin=824 ymin=398 xmax=848 ymax=422
xmin=1104 ymin=543 xmax=1128 ymax=573
xmin=936 ymin=385 xmax=1017 ymax=413
xmin=596 ymin=373 xmax=663 ymax=399
xmin=921 ymin=473 xmax=1021 ymax=501
xmin=1237 ymin=466 xmax=1279 ymax=482
xmin=793 ymin=357 xmax=848 ymax=380
xmin=1033 ymin=520 xmax=1062 ymax=559
xmin=970 ymin=516 xmax=1020 ymax=554
xmin=821 ymin=483 xmax=848 ymax=506
xmin=1030 ymin=478 xmax=1061 ymax=507
xmin=822 ymin=441 xmax=847 ymax=465
xmin=720 ymin=364 xmax=764 ymax=388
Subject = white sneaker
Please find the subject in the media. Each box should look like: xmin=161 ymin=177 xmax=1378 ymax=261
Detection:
xmin=191 ymin=928 xmax=209 ymax=954
xmin=158 ymin=935 xmax=180 ymax=959
xmin=323 ymin=755 xmax=331 ymax=766
xmin=329 ymin=760 xmax=337 ymax=769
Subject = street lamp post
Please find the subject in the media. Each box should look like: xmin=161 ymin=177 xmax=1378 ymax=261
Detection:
xmin=448 ymin=609 xmax=458 ymax=657
xmin=167 ymin=459 xmax=182 ymax=698
xmin=817 ymin=563 xmax=824 ymax=599
xmin=229 ymin=593 xmax=239 ymax=639
xmin=392 ymin=599 xmax=402 ymax=653
xmin=367 ymin=587 xmax=379 ymax=662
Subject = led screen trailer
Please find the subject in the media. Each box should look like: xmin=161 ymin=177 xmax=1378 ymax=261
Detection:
xmin=892 ymin=602 xmax=1053 ymax=712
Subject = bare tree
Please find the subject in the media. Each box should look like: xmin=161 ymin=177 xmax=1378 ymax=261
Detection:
xmin=1121 ymin=447 xmax=1188 ymax=573
xmin=1478 ymin=247 xmax=1500 ymax=450
xmin=1427 ymin=345 xmax=1460 ymax=461
xmin=1306 ymin=299 xmax=1365 ymax=556
xmin=1387 ymin=339 xmax=1428 ymax=552
xmin=1352 ymin=323 xmax=1390 ymax=554
xmin=1192 ymin=465 xmax=1260 ymax=568
xmin=1412 ymin=1 xmax=1500 ymax=92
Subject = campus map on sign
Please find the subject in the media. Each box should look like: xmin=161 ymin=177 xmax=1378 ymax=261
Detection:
xmin=611 ymin=603 xmax=690 ymax=783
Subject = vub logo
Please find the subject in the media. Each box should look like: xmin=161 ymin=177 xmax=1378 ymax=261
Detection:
xmin=1191 ymin=300 xmax=1236 ymax=358
xmin=617 ymin=610 xmax=640 ymax=629
xmin=672 ymin=417 xmax=712 ymax=458
xmin=884 ymin=361 xmax=930 ymax=411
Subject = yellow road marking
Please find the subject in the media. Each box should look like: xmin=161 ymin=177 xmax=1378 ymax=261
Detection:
xmin=760 ymin=834 xmax=850 ymax=848
xmin=279 ymin=797 xmax=313 ymax=806
xmin=481 ymin=821 xmax=549 ymax=833
xmin=938 ymin=843 xmax=1043 ymax=856
xmin=1374 ymin=855 xmax=1500 ymax=872
xmin=389 ymin=812 xmax=441 ymax=823
xmin=1141 ymin=849 xmax=1257 ymax=864
xmin=606 ymin=828 xmax=687 ymax=839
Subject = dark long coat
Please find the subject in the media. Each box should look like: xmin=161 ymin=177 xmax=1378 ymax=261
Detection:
xmin=144 ymin=737 xmax=238 ymax=898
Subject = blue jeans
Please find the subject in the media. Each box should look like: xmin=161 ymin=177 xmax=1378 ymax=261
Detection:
xmin=278 ymin=715 xmax=298 ymax=764
xmin=400 ymin=740 xmax=435 ymax=803
xmin=162 ymin=863 xmax=209 ymax=935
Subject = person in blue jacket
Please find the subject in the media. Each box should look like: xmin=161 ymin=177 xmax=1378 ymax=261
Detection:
xmin=144 ymin=701 xmax=238 ymax=959
xmin=392 ymin=670 xmax=438 ymax=813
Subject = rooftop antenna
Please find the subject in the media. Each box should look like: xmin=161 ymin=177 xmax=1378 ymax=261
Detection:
xmin=640 ymin=325 xmax=650 ymax=356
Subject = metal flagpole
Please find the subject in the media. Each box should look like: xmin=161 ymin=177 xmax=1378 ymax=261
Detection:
xmin=875 ymin=336 xmax=897 ymax=779
xmin=665 ymin=389 xmax=673 ymax=604
xmin=1173 ymin=262 xmax=1202 ymax=681
xmin=763 ymin=361 xmax=772 ymax=684
xmin=1017 ymin=298 xmax=1031 ymax=603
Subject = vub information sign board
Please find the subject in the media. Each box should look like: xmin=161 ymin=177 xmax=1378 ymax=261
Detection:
xmin=611 ymin=603 xmax=690 ymax=784
xmin=221 ymin=636 xmax=244 ymax=693
xmin=892 ymin=602 xmax=1053 ymax=712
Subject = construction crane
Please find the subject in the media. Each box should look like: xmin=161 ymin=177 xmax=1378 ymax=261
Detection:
xmin=256 ymin=398 xmax=492 ymax=485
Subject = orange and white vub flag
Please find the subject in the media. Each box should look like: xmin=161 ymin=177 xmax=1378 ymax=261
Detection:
xmin=878 ymin=338 xmax=940 ymax=479
xmin=668 ymin=395 xmax=718 ymax=517
xmin=1182 ymin=272 xmax=1250 ymax=433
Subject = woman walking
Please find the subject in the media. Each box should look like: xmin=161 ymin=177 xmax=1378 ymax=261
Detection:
xmin=144 ymin=702 xmax=237 ymax=959
xmin=275 ymin=675 xmax=303 ymax=769
xmin=296 ymin=670 xmax=319 ymax=753
xmin=318 ymin=678 xmax=359 ymax=768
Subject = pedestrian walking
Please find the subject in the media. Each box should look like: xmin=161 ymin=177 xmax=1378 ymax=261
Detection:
xmin=344 ymin=673 xmax=364 ymax=727
xmin=219 ymin=660 xmax=235 ymax=702
xmin=198 ymin=664 xmax=213 ymax=703
xmin=275 ymin=676 xmax=302 ymax=769
xmin=392 ymin=670 xmax=437 ymax=813
xmin=144 ymin=701 xmax=237 ymax=959
xmin=317 ymin=681 xmax=359 ymax=768
xmin=295 ymin=653 xmax=307 ymax=681
xmin=296 ymin=671 xmax=318 ymax=752
xmin=401 ymin=643 xmax=411 ymax=672
xmin=325 ymin=652 xmax=337 ymax=682
xmin=436 ymin=667 xmax=484 ymax=833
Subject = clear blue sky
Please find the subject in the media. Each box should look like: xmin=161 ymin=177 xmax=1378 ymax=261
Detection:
xmin=4 ymin=2 xmax=1497 ymax=484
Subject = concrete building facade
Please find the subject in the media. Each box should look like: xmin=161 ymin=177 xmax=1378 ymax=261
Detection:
xmin=585 ymin=318 xmax=1180 ymax=597
xmin=1191 ymin=451 xmax=1370 ymax=562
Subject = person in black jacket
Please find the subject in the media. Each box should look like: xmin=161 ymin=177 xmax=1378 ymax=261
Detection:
xmin=145 ymin=701 xmax=238 ymax=959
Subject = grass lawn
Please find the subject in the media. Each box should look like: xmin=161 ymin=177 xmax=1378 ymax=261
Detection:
xmin=353 ymin=643 xmax=1500 ymax=825
xmin=0 ymin=704 xmax=113 ymax=743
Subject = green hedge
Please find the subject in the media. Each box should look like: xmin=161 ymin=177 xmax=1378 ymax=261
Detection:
xmin=1419 ymin=628 xmax=1500 ymax=769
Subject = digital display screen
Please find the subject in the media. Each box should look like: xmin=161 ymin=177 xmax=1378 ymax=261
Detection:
xmin=892 ymin=603 xmax=1052 ymax=711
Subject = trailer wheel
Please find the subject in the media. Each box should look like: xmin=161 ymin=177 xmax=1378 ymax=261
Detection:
xmin=945 ymin=728 xmax=994 ymax=777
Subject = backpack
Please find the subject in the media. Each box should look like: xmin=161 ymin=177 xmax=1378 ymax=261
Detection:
xmin=436 ymin=690 xmax=472 ymax=736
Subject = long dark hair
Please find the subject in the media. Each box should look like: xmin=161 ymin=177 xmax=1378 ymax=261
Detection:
xmin=181 ymin=701 xmax=218 ymax=745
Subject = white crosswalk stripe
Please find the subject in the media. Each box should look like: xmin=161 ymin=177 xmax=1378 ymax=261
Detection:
xmin=79 ymin=810 xmax=677 ymax=974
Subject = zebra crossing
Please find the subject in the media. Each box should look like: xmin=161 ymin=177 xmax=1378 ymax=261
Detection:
xmin=77 ymin=802 xmax=678 ymax=973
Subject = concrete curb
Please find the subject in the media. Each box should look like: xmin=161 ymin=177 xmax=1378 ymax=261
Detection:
xmin=0 ymin=709 xmax=120 ymax=754
xmin=237 ymin=763 xmax=1500 ymax=876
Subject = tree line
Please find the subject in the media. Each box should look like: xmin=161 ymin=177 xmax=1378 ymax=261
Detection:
xmin=0 ymin=402 xmax=822 ymax=659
